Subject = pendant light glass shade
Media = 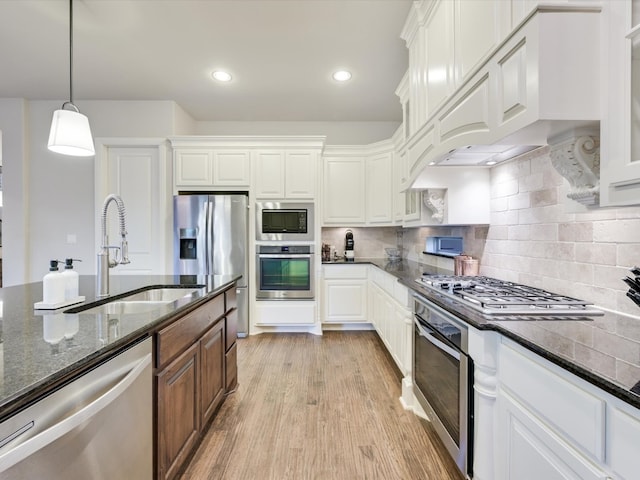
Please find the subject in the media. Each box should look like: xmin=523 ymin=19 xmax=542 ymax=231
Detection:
xmin=48 ymin=0 xmax=94 ymax=157
xmin=48 ymin=103 xmax=95 ymax=157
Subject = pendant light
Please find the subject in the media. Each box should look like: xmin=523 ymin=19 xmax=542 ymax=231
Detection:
xmin=48 ymin=0 xmax=95 ymax=157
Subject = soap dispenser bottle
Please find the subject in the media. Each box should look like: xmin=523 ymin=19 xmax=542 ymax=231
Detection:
xmin=60 ymin=258 xmax=80 ymax=301
xmin=43 ymin=260 xmax=65 ymax=305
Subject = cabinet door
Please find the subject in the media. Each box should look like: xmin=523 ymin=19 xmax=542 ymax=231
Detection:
xmin=255 ymin=151 xmax=285 ymax=198
xmin=323 ymin=279 xmax=368 ymax=323
xmin=156 ymin=343 xmax=199 ymax=480
xmin=212 ymin=150 xmax=251 ymax=186
xmin=323 ymin=157 xmax=366 ymax=224
xmin=426 ymin=0 xmax=454 ymax=115
xmin=285 ymin=151 xmax=317 ymax=198
xmin=366 ymin=153 xmax=393 ymax=224
xmin=601 ymin=1 xmax=640 ymax=205
xmin=101 ymin=144 xmax=169 ymax=274
xmin=174 ymin=149 xmax=213 ymax=186
xmin=200 ymin=320 xmax=225 ymax=427
xmin=495 ymin=392 xmax=608 ymax=480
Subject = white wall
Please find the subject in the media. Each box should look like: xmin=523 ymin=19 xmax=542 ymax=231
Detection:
xmin=2 ymin=99 xmax=185 ymax=283
xmin=195 ymin=121 xmax=400 ymax=145
xmin=0 ymin=99 xmax=29 ymax=286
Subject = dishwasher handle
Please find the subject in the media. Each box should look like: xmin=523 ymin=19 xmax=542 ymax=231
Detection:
xmin=0 ymin=351 xmax=151 ymax=472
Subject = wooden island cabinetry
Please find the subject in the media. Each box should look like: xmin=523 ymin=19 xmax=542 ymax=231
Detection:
xmin=154 ymin=285 xmax=238 ymax=480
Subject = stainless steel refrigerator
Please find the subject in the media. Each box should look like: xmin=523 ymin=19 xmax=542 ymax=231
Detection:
xmin=173 ymin=194 xmax=249 ymax=336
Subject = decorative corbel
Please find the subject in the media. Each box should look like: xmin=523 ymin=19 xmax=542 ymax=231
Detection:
xmin=422 ymin=189 xmax=446 ymax=223
xmin=549 ymin=134 xmax=600 ymax=206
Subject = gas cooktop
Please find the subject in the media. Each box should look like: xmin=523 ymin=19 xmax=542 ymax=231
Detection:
xmin=415 ymin=275 xmax=603 ymax=317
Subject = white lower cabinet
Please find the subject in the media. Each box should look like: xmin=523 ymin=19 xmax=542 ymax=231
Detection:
xmin=489 ymin=337 xmax=639 ymax=480
xmin=322 ymin=264 xmax=368 ymax=323
xmin=496 ymin=391 xmax=608 ymax=480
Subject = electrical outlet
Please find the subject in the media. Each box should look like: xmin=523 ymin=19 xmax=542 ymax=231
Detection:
xmin=66 ymin=234 xmax=77 ymax=245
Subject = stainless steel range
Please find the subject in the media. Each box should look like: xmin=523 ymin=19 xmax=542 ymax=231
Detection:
xmin=415 ymin=275 xmax=603 ymax=317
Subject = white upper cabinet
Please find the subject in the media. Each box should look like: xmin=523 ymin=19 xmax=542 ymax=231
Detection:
xmin=399 ymin=1 xmax=600 ymax=189
xmin=254 ymin=151 xmax=285 ymax=197
xmin=323 ymin=142 xmax=398 ymax=226
xmin=323 ymin=155 xmax=366 ymax=225
xmin=212 ymin=150 xmax=251 ymax=186
xmin=173 ymin=147 xmax=250 ymax=189
xmin=174 ymin=149 xmax=213 ymax=186
xmin=366 ymin=153 xmax=393 ymax=224
xmin=170 ymin=136 xmax=324 ymax=194
xmin=255 ymin=150 xmax=318 ymax=199
xmin=601 ymin=0 xmax=640 ymax=206
xmin=426 ymin=0 xmax=454 ymax=114
xmin=285 ymin=151 xmax=317 ymax=198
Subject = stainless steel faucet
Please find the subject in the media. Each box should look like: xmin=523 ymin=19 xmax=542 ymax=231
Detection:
xmin=96 ymin=194 xmax=130 ymax=297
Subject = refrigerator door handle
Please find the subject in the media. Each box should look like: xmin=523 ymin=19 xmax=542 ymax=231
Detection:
xmin=204 ymin=198 xmax=210 ymax=274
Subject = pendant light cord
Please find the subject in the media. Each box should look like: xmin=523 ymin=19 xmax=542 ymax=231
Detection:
xmin=69 ymin=0 xmax=74 ymax=106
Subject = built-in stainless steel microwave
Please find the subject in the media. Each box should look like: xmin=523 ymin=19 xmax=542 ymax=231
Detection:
xmin=256 ymin=202 xmax=314 ymax=242
xmin=425 ymin=236 xmax=463 ymax=257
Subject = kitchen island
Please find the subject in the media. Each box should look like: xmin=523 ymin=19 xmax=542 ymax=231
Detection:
xmin=0 ymin=274 xmax=239 ymax=423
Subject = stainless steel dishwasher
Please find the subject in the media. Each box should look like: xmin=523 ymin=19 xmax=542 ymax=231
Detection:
xmin=0 ymin=337 xmax=152 ymax=479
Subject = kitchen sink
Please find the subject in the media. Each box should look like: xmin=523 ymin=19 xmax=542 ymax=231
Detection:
xmin=66 ymin=287 xmax=204 ymax=315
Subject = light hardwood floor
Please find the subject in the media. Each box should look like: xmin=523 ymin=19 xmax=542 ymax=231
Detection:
xmin=179 ymin=331 xmax=464 ymax=480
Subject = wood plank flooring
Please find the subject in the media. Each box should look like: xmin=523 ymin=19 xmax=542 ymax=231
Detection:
xmin=179 ymin=331 xmax=464 ymax=480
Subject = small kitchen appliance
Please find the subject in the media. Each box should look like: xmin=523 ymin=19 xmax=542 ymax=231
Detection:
xmin=256 ymin=201 xmax=314 ymax=242
xmin=345 ymin=230 xmax=354 ymax=261
xmin=425 ymin=236 xmax=463 ymax=257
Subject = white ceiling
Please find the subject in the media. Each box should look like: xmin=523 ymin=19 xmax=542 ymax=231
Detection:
xmin=0 ymin=0 xmax=412 ymax=122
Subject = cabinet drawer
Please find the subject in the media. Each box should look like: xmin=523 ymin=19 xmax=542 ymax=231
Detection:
xmin=156 ymin=295 xmax=225 ymax=368
xmin=323 ymin=264 xmax=368 ymax=280
xmin=499 ymin=340 xmax=605 ymax=461
xmin=225 ymin=287 xmax=237 ymax=312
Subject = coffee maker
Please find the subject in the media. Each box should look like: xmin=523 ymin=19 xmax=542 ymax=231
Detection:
xmin=344 ymin=229 xmax=354 ymax=261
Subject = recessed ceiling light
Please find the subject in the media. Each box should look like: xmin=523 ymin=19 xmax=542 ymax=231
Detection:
xmin=486 ymin=161 xmax=497 ymax=166
xmin=332 ymin=70 xmax=352 ymax=82
xmin=212 ymin=70 xmax=232 ymax=82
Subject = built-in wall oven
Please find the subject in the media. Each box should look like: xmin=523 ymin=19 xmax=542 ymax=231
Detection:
xmin=413 ymin=293 xmax=473 ymax=478
xmin=256 ymin=202 xmax=314 ymax=242
xmin=256 ymin=245 xmax=315 ymax=300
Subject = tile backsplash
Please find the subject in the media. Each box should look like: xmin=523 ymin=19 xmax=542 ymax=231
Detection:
xmin=481 ymin=147 xmax=640 ymax=316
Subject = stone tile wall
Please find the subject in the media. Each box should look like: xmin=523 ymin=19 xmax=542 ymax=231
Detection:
xmin=479 ymin=146 xmax=640 ymax=317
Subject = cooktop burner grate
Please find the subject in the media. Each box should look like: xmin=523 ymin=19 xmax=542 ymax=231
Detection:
xmin=415 ymin=275 xmax=603 ymax=316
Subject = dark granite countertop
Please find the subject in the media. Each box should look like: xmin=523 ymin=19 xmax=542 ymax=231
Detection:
xmin=0 ymin=274 xmax=239 ymax=421
xmin=324 ymin=258 xmax=640 ymax=410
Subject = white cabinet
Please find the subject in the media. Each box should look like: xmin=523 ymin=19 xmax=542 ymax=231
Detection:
xmin=94 ymin=139 xmax=170 ymax=275
xmin=496 ymin=391 xmax=608 ymax=480
xmin=399 ymin=3 xmax=600 ymax=189
xmin=322 ymin=142 xmax=398 ymax=226
xmin=173 ymin=148 xmax=250 ymax=189
xmin=601 ymin=0 xmax=640 ymax=205
xmin=322 ymin=156 xmax=366 ymax=225
xmin=255 ymin=150 xmax=317 ymax=199
xmin=366 ymin=153 xmax=393 ymax=223
xmin=368 ymin=267 xmax=413 ymax=375
xmin=488 ymin=337 xmax=640 ymax=480
xmin=174 ymin=149 xmax=212 ymax=186
xmin=322 ymin=264 xmax=368 ymax=323
xmin=212 ymin=150 xmax=251 ymax=186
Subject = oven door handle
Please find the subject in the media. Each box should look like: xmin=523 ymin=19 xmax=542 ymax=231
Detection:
xmin=415 ymin=318 xmax=461 ymax=361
